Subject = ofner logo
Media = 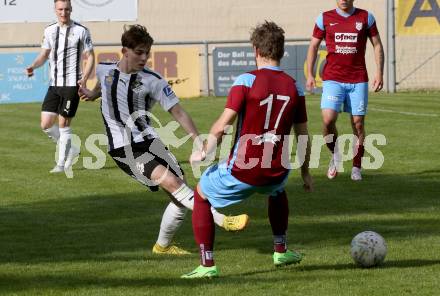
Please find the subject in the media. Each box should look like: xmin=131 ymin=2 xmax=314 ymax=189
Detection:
xmin=335 ymin=33 xmax=358 ymax=43
xmin=73 ymin=0 xmax=115 ymax=8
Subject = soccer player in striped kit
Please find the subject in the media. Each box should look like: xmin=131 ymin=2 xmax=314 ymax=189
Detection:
xmin=306 ymin=0 xmax=384 ymax=181
xmin=182 ymin=21 xmax=313 ymax=278
xmin=26 ymin=0 xmax=95 ymax=174
xmin=79 ymin=24 xmax=248 ymax=255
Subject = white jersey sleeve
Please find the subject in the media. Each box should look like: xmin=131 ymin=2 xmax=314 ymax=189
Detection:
xmin=150 ymin=76 xmax=179 ymax=111
xmin=41 ymin=27 xmax=51 ymax=50
xmin=81 ymin=28 xmax=94 ymax=52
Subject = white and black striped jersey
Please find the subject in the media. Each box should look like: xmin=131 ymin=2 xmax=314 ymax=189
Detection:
xmin=42 ymin=21 xmax=93 ymax=87
xmin=96 ymin=62 xmax=180 ymax=151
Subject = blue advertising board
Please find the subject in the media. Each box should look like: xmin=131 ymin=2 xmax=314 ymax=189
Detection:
xmin=0 ymin=52 xmax=49 ymax=104
xmin=213 ymin=45 xmax=325 ymax=96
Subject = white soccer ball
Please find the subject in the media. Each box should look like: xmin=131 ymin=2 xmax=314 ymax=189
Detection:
xmin=350 ymin=231 xmax=387 ymax=267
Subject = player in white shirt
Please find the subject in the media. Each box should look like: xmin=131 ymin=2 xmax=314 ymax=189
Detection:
xmin=26 ymin=0 xmax=95 ymax=174
xmin=79 ymin=24 xmax=249 ymax=255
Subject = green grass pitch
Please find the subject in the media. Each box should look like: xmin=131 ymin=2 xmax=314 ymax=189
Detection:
xmin=0 ymin=92 xmax=439 ymax=295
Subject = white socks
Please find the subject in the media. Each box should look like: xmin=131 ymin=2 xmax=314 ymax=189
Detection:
xmin=210 ymin=207 xmax=225 ymax=227
xmin=43 ymin=125 xmax=60 ymax=143
xmin=57 ymin=127 xmax=72 ymax=167
xmin=171 ymin=183 xmax=194 ymax=210
xmin=156 ymin=202 xmax=187 ymax=247
xmin=156 ymin=184 xmax=226 ymax=248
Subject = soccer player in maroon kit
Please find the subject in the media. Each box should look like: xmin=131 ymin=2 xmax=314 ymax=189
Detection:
xmin=182 ymin=21 xmax=313 ymax=278
xmin=306 ymin=0 xmax=384 ymax=181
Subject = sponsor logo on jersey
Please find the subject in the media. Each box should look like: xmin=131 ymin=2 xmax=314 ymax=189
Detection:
xmin=163 ymin=85 xmax=175 ymax=97
xmin=335 ymin=45 xmax=358 ymax=54
xmin=356 ymin=22 xmax=363 ymax=31
xmin=330 ymin=23 xmax=338 ymax=26
xmin=335 ymin=33 xmax=358 ymax=43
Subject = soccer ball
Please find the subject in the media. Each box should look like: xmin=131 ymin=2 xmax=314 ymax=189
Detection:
xmin=350 ymin=231 xmax=387 ymax=267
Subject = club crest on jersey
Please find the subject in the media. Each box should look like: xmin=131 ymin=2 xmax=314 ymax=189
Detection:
xmin=131 ymin=80 xmax=144 ymax=93
xmin=356 ymin=22 xmax=363 ymax=31
xmin=163 ymin=85 xmax=175 ymax=97
xmin=105 ymin=75 xmax=113 ymax=86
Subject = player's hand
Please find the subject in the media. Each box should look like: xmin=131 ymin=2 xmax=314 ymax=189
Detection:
xmin=372 ymin=74 xmax=383 ymax=92
xmin=306 ymin=76 xmax=316 ymax=92
xmin=77 ymin=78 xmax=87 ymax=88
xmin=190 ymin=150 xmax=206 ymax=164
xmin=78 ymin=86 xmax=95 ymax=101
xmin=25 ymin=67 xmax=34 ymax=77
xmin=301 ymin=171 xmax=313 ymax=192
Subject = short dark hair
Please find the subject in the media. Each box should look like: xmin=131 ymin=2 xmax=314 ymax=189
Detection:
xmin=121 ymin=25 xmax=154 ymax=51
xmin=54 ymin=0 xmax=70 ymax=4
xmin=250 ymin=21 xmax=285 ymax=61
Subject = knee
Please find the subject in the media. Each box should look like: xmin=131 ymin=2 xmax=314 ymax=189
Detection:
xmin=159 ymin=173 xmax=184 ymax=193
xmin=41 ymin=122 xmax=52 ymax=130
xmin=41 ymin=115 xmax=57 ymax=130
xmin=323 ymin=118 xmax=336 ymax=129
xmin=352 ymin=120 xmax=364 ymax=132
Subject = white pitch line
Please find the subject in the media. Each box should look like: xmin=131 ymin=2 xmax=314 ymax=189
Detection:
xmin=370 ymin=107 xmax=439 ymax=117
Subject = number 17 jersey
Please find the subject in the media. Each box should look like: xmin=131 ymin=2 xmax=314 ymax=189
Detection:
xmin=225 ymin=66 xmax=308 ymax=186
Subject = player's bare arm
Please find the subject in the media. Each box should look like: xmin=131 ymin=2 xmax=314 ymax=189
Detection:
xmin=370 ymin=34 xmax=384 ymax=92
xmin=306 ymin=37 xmax=322 ymax=91
xmin=293 ymin=122 xmax=313 ymax=192
xmin=25 ymin=48 xmax=51 ymax=77
xmin=168 ymin=103 xmax=201 ymax=144
xmin=78 ymin=49 xmax=95 ymax=87
xmin=169 ymin=103 xmax=206 ymax=158
xmin=79 ymin=80 xmax=101 ymax=101
xmin=206 ymin=108 xmax=237 ymax=154
xmin=190 ymin=108 xmax=237 ymax=163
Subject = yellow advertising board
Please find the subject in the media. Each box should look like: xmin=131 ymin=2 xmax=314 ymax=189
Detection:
xmin=86 ymin=47 xmax=200 ymax=98
xmin=397 ymin=0 xmax=440 ymax=35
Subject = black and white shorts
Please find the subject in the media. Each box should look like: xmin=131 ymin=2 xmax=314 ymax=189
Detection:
xmin=108 ymin=138 xmax=184 ymax=192
xmin=42 ymin=86 xmax=80 ymax=118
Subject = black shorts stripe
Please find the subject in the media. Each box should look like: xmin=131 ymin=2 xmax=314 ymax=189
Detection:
xmin=53 ymin=27 xmax=60 ymax=87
